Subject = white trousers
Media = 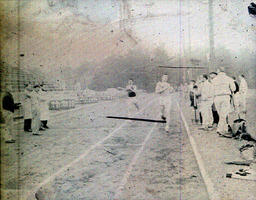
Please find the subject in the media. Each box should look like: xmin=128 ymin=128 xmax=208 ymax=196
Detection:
xmin=159 ymin=96 xmax=172 ymax=130
xmin=233 ymin=93 xmax=246 ymax=119
xmin=32 ymin=107 xmax=41 ymax=134
xmin=40 ymin=102 xmax=50 ymax=120
xmin=23 ymin=100 xmax=32 ymax=119
xmin=200 ymin=100 xmax=213 ymax=128
xmin=214 ymin=95 xmax=231 ymax=133
xmin=239 ymin=93 xmax=247 ymax=112
xmin=127 ymin=97 xmax=139 ymax=117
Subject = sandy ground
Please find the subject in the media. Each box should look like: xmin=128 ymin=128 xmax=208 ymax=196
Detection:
xmin=1 ymin=93 xmax=209 ymax=200
xmin=180 ymin=90 xmax=256 ymax=200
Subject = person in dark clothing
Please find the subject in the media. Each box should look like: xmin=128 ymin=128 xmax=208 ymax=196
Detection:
xmin=1 ymin=84 xmax=20 ymax=143
xmin=232 ymin=77 xmax=239 ymax=94
xmin=189 ymin=80 xmax=196 ymax=107
xmin=231 ymin=76 xmax=240 ymax=111
xmin=248 ymin=2 xmax=256 ymax=16
xmin=212 ymin=103 xmax=219 ymax=125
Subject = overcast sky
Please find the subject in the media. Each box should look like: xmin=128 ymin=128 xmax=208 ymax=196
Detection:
xmin=1 ymin=0 xmax=255 ymax=75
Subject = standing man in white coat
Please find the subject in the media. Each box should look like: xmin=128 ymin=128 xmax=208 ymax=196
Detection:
xmin=31 ymin=85 xmax=41 ymax=135
xmin=39 ymin=84 xmax=50 ymax=129
xmin=212 ymin=67 xmax=236 ymax=136
xmin=23 ymin=84 xmax=33 ymax=132
xmin=200 ymin=74 xmax=214 ymax=130
xmin=155 ymin=74 xmax=174 ymax=132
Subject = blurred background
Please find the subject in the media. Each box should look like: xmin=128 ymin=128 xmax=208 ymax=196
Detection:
xmin=1 ymin=0 xmax=255 ymax=92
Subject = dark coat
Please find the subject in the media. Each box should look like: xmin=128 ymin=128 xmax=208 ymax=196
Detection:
xmin=2 ymin=92 xmax=15 ymax=113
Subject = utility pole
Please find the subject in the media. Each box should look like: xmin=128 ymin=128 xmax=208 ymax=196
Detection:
xmin=208 ymin=0 xmax=215 ymax=70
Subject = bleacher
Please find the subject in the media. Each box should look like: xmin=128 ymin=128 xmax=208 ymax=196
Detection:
xmin=0 ymin=63 xmax=62 ymax=93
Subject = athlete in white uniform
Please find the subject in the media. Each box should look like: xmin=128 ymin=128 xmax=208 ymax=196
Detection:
xmin=126 ymin=79 xmax=139 ymax=117
xmin=155 ymin=74 xmax=174 ymax=132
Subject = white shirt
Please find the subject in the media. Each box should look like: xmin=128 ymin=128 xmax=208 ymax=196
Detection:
xmin=30 ymin=91 xmax=40 ymax=107
xmin=200 ymin=80 xmax=214 ymax=101
xmin=126 ymin=84 xmax=137 ymax=92
xmin=155 ymin=82 xmax=173 ymax=96
xmin=38 ymin=89 xmax=48 ymax=102
xmin=212 ymin=72 xmax=236 ymax=96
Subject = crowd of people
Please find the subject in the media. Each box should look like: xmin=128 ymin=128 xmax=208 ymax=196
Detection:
xmin=1 ymin=83 xmax=50 ymax=143
xmin=0 ymin=67 xmax=250 ymax=143
xmin=23 ymin=83 xmax=50 ymax=134
xmin=185 ymin=66 xmax=248 ymax=137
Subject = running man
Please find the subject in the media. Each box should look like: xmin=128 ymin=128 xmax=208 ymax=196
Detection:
xmin=155 ymin=74 xmax=174 ymax=132
xmin=126 ymin=79 xmax=139 ymax=117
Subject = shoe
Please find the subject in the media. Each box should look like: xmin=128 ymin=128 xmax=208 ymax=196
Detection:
xmin=218 ymin=132 xmax=233 ymax=138
xmin=161 ymin=115 xmax=166 ymax=121
xmin=24 ymin=129 xmax=32 ymax=132
xmin=165 ymin=126 xmax=169 ymax=133
xmin=39 ymin=127 xmax=46 ymax=131
xmin=5 ymin=139 xmax=16 ymax=143
xmin=33 ymin=133 xmax=42 ymax=136
xmin=43 ymin=125 xmax=49 ymax=129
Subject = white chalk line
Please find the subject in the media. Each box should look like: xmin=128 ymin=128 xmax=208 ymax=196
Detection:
xmin=24 ymin=96 xmax=156 ymax=199
xmin=113 ymin=123 xmax=157 ymax=200
xmin=177 ymin=102 xmax=221 ymax=200
xmin=102 ymin=143 xmax=143 ymax=147
xmin=14 ymin=97 xmax=149 ymax=179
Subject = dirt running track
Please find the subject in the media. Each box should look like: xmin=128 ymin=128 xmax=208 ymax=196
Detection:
xmin=1 ymin=93 xmax=208 ymax=200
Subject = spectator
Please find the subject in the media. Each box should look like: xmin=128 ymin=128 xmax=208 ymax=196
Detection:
xmin=31 ymin=85 xmax=42 ymax=135
xmin=39 ymin=84 xmax=50 ymax=129
xmin=238 ymin=75 xmax=248 ymax=119
xmin=189 ymin=80 xmax=196 ymax=107
xmin=23 ymin=84 xmax=33 ymax=132
xmin=209 ymin=72 xmax=219 ymax=127
xmin=1 ymin=83 xmax=18 ymax=143
xmin=199 ymin=74 xmax=214 ymax=130
xmin=212 ymin=67 xmax=236 ymax=136
xmin=231 ymin=76 xmax=240 ymax=117
xmin=196 ymin=76 xmax=204 ymax=125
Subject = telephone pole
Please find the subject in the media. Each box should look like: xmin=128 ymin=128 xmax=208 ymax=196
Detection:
xmin=208 ymin=0 xmax=215 ymax=70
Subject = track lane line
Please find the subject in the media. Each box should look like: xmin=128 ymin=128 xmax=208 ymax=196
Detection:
xmin=177 ymin=101 xmax=220 ymax=200
xmin=24 ymin=96 xmax=157 ymax=199
xmin=113 ymin=123 xmax=157 ymax=200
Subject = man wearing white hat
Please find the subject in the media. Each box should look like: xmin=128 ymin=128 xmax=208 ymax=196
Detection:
xmin=212 ymin=66 xmax=236 ymax=136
